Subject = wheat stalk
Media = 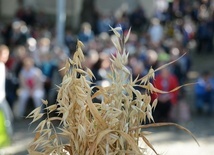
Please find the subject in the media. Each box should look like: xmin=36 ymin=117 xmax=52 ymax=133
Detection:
xmin=27 ymin=27 xmax=198 ymax=155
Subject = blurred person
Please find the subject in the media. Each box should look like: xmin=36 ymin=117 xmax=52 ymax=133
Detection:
xmin=22 ymin=6 xmax=36 ymax=26
xmin=152 ymin=66 xmax=179 ymax=122
xmin=35 ymin=11 xmax=49 ymax=27
xmin=171 ymin=0 xmax=185 ymax=19
xmin=1 ymin=23 xmax=13 ymax=46
xmin=129 ymin=5 xmax=147 ymax=32
xmin=12 ymin=46 xmax=28 ymax=79
xmin=39 ymin=53 xmax=56 ymax=99
xmin=96 ymin=13 xmax=114 ymax=34
xmin=154 ymin=0 xmax=169 ymax=22
xmin=15 ymin=5 xmax=36 ymax=26
xmin=169 ymin=47 xmax=184 ymax=85
xmin=190 ymin=1 xmax=200 ymax=23
xmin=37 ymin=37 xmax=51 ymax=55
xmin=102 ymin=35 xmax=117 ymax=55
xmin=196 ymin=18 xmax=213 ymax=53
xmin=5 ymin=51 xmax=19 ymax=108
xmin=196 ymin=4 xmax=213 ymax=53
xmin=40 ymin=26 xmax=52 ymax=39
xmin=135 ymin=41 xmax=148 ymax=62
xmin=92 ymin=32 xmax=110 ymax=53
xmin=65 ymin=29 xmax=77 ymax=55
xmin=157 ymin=47 xmax=170 ymax=61
xmin=4 ymin=46 xmax=28 ymax=110
xmin=78 ymin=22 xmax=95 ymax=46
xmin=170 ymin=47 xmax=191 ymax=85
xmin=52 ymin=46 xmax=68 ymax=64
xmin=148 ymin=18 xmax=164 ymax=49
xmin=165 ymin=22 xmax=175 ymax=38
xmin=183 ymin=16 xmax=196 ymax=42
xmin=97 ymin=52 xmax=111 ymax=81
xmin=15 ymin=4 xmax=25 ymax=20
xmin=172 ymin=19 xmax=190 ymax=48
xmin=178 ymin=47 xmax=192 ymax=82
xmin=48 ymin=58 xmax=66 ymax=107
xmin=113 ymin=11 xmax=130 ymax=33
xmin=16 ymin=56 xmax=44 ymax=119
xmin=7 ymin=46 xmax=28 ymax=105
xmin=88 ymin=52 xmax=112 ymax=102
xmin=198 ymin=4 xmax=210 ymax=21
xmin=194 ymin=70 xmax=214 ymax=115
xmin=83 ymin=49 xmax=103 ymax=103
xmin=125 ymin=32 xmax=138 ymax=56
xmin=26 ymin=37 xmax=40 ymax=65
xmin=130 ymin=58 xmax=147 ymax=93
xmin=0 ymin=45 xmax=13 ymax=147
xmin=144 ymin=49 xmax=158 ymax=71
xmin=10 ymin=20 xmax=30 ymax=46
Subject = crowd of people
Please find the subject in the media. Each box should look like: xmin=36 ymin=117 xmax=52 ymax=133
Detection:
xmin=0 ymin=0 xmax=214 ymax=147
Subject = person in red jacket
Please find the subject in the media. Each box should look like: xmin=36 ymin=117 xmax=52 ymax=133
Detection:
xmin=152 ymin=66 xmax=179 ymax=122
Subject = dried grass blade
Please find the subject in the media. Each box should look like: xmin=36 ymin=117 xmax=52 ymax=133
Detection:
xmin=86 ymin=68 xmax=95 ymax=80
xmin=155 ymin=53 xmax=186 ymax=72
xmin=148 ymin=83 xmax=168 ymax=94
xmin=109 ymin=25 xmax=121 ymax=38
xmin=34 ymin=120 xmax=46 ymax=133
xmin=91 ymin=90 xmax=103 ymax=99
xmin=26 ymin=106 xmax=42 ymax=118
xmin=45 ymin=104 xmax=57 ymax=113
xmin=41 ymin=99 xmax=48 ymax=105
xmin=130 ymin=122 xmax=200 ymax=146
xmin=151 ymin=98 xmax=158 ymax=109
xmin=48 ymin=117 xmax=62 ymax=121
xmin=169 ymin=83 xmax=196 ymax=92
xmin=58 ymin=66 xmax=66 ymax=72
xmin=125 ymin=27 xmax=131 ymax=43
xmin=140 ymin=134 xmax=158 ymax=155
xmin=77 ymin=39 xmax=84 ymax=48
xmin=27 ymin=150 xmax=44 ymax=155
xmin=111 ymin=37 xmax=121 ymax=51
xmin=87 ymin=98 xmax=108 ymax=129
xmin=90 ymin=130 xmax=141 ymax=155
xmin=31 ymin=113 xmax=44 ymax=124
xmin=117 ymin=130 xmax=142 ymax=154
xmin=33 ymin=131 xmax=41 ymax=142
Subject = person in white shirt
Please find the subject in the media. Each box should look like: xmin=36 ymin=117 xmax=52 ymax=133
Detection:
xmin=17 ymin=56 xmax=44 ymax=118
xmin=0 ymin=45 xmax=13 ymax=145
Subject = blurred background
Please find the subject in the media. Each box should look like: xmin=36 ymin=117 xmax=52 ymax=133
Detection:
xmin=0 ymin=0 xmax=213 ymax=154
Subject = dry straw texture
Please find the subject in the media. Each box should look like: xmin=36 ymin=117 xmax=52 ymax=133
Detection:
xmin=27 ymin=27 xmax=198 ymax=155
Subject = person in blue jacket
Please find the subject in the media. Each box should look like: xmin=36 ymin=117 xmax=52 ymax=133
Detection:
xmin=194 ymin=70 xmax=214 ymax=115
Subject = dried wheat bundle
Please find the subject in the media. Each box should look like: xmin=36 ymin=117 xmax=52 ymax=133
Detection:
xmin=27 ymin=27 xmax=198 ymax=155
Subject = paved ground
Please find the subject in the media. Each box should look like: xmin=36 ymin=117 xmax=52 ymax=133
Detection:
xmin=146 ymin=114 xmax=214 ymax=155
xmin=1 ymin=113 xmax=214 ymax=155
xmin=0 ymin=52 xmax=214 ymax=155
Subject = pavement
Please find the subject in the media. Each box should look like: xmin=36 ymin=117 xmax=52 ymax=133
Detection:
xmin=146 ymin=114 xmax=214 ymax=155
xmin=0 ymin=118 xmax=35 ymax=155
xmin=0 ymin=113 xmax=214 ymax=155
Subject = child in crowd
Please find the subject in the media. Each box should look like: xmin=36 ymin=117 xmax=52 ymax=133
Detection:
xmin=16 ymin=56 xmax=44 ymax=119
xmin=194 ymin=70 xmax=214 ymax=115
